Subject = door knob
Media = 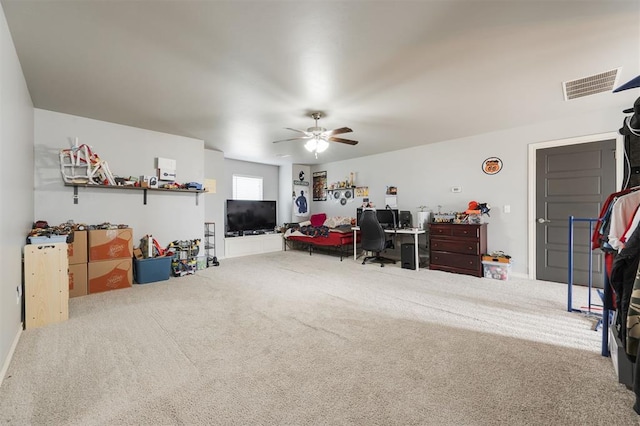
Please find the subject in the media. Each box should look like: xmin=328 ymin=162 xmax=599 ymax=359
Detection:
xmin=537 ymin=218 xmax=551 ymax=223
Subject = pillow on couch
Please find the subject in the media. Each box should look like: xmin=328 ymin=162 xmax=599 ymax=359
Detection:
xmin=324 ymin=216 xmax=353 ymax=228
xmin=310 ymin=213 xmax=327 ymax=227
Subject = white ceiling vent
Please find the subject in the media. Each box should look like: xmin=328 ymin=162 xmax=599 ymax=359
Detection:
xmin=562 ymin=68 xmax=620 ymax=101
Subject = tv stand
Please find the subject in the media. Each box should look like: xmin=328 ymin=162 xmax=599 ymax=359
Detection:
xmin=224 ymin=233 xmax=282 ymax=258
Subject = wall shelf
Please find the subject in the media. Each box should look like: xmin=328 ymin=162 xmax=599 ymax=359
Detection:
xmin=327 ymin=187 xmax=356 ymax=205
xmin=326 ymin=187 xmax=356 ymax=193
xmin=64 ymin=183 xmax=205 ymax=205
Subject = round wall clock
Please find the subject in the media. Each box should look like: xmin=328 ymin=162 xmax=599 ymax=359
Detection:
xmin=482 ymin=157 xmax=503 ymax=175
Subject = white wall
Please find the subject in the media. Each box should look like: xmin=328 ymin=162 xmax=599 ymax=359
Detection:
xmin=34 ymin=110 xmax=205 ymax=248
xmin=278 ymin=163 xmax=293 ymax=225
xmin=0 ymin=4 xmax=33 ymax=379
xmin=204 ymin=149 xmax=225 ymax=260
xmin=223 ymin=158 xmax=279 ymax=234
xmin=312 ymin=106 xmax=631 ymax=276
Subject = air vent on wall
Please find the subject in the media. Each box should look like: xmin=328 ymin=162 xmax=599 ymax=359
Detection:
xmin=562 ymin=68 xmax=620 ymax=101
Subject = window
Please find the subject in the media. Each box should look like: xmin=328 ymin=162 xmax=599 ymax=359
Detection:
xmin=232 ymin=175 xmax=263 ymax=200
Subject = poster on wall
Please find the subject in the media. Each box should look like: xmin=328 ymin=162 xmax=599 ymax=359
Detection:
xmin=313 ymin=171 xmax=327 ymax=201
xmin=293 ymin=185 xmax=309 ymax=217
xmin=355 ymin=186 xmax=369 ymax=197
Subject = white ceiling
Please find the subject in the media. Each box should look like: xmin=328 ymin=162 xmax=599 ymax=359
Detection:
xmin=2 ymin=0 xmax=639 ymax=166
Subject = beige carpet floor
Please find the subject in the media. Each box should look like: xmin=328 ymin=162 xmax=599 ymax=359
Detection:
xmin=0 ymin=249 xmax=637 ymax=425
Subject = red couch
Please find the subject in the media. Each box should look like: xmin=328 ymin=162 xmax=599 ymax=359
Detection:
xmin=284 ymin=214 xmax=359 ymax=260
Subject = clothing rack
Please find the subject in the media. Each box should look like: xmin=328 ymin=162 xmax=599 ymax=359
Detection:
xmin=567 ymin=215 xmax=609 ymax=356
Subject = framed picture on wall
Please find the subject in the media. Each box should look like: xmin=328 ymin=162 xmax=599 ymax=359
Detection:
xmin=293 ymin=185 xmax=309 ymax=217
xmin=313 ymin=171 xmax=327 ymax=201
xmin=482 ymin=157 xmax=503 ymax=175
xmin=355 ymin=186 xmax=369 ymax=197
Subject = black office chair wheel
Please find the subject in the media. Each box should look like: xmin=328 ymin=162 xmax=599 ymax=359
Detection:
xmin=380 ymin=264 xmax=384 ymax=267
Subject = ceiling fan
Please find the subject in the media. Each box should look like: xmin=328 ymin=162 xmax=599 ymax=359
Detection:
xmin=273 ymin=112 xmax=358 ymax=157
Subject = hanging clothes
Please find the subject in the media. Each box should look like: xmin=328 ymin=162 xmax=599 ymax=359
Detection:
xmin=610 ymin=223 xmax=640 ymax=356
xmin=592 ymin=187 xmax=638 ymax=251
xmin=628 ymin=260 xmax=640 ymax=415
xmin=620 ymin=204 xmax=640 ymax=248
xmin=608 ymin=191 xmax=640 ymax=251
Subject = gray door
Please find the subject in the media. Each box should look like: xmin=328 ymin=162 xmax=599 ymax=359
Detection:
xmin=536 ymin=140 xmax=616 ymax=286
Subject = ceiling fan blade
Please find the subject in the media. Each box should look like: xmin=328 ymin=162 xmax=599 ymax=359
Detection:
xmin=272 ymin=136 xmax=313 ymax=143
xmin=328 ymin=136 xmax=358 ymax=145
xmin=323 ymin=127 xmax=352 ymax=137
xmin=285 ymin=127 xmax=311 ymax=136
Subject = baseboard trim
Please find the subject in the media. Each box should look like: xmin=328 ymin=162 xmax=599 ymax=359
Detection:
xmin=0 ymin=324 xmax=22 ymax=388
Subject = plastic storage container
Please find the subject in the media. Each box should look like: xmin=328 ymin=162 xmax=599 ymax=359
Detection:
xmin=133 ymin=256 xmax=172 ymax=284
xmin=482 ymin=260 xmax=511 ymax=281
xmin=196 ymin=256 xmax=207 ymax=270
xmin=28 ymin=235 xmax=68 ymax=244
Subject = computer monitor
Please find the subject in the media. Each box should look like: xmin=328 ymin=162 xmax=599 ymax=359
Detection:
xmin=377 ymin=208 xmax=398 ymax=229
xmin=356 ymin=207 xmax=398 ymax=228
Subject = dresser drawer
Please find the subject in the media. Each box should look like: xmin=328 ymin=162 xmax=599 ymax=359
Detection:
xmin=430 ymin=224 xmax=481 ymax=238
xmin=430 ymin=239 xmax=480 ymax=255
xmin=430 ymin=251 xmax=480 ymax=271
xmin=430 ymin=224 xmax=453 ymax=237
xmin=451 ymin=226 xmax=480 ymax=238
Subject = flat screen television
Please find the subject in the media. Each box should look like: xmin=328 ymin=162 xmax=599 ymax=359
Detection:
xmin=226 ymin=200 xmax=277 ymax=233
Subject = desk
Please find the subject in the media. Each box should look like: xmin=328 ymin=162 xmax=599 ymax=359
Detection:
xmin=351 ymin=227 xmax=426 ymax=270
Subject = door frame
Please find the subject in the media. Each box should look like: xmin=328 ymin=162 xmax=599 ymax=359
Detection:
xmin=527 ymin=132 xmax=625 ymax=279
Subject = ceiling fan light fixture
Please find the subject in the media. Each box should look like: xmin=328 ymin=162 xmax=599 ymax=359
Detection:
xmin=272 ymin=111 xmax=358 ymax=157
xmin=304 ymin=139 xmax=318 ymax=152
xmin=316 ymin=139 xmax=329 ymax=153
xmin=305 ymin=137 xmax=329 ymax=154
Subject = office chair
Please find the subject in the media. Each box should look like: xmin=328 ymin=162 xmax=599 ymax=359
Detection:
xmin=360 ymin=209 xmax=397 ymax=267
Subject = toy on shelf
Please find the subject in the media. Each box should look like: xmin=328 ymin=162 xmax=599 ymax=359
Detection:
xmin=59 ymin=141 xmax=116 ymax=185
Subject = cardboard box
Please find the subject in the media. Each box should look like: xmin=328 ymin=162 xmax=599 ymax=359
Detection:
xmin=134 ymin=256 xmax=172 ymax=284
xmin=133 ymin=248 xmax=144 ymax=260
xmin=68 ymin=263 xmax=88 ymax=298
xmin=158 ymin=168 xmax=176 ymax=181
xmin=482 ymin=261 xmax=511 ymax=281
xmin=67 ymin=230 xmax=87 ymax=265
xmin=140 ymin=175 xmax=158 ymax=188
xmin=89 ymin=228 xmax=133 ymax=261
xmin=88 ymin=258 xmax=133 ymax=294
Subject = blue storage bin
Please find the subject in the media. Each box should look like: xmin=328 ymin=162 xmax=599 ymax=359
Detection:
xmin=133 ymin=256 xmax=172 ymax=284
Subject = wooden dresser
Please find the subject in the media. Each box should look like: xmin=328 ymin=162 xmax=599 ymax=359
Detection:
xmin=429 ymin=223 xmax=487 ymax=277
